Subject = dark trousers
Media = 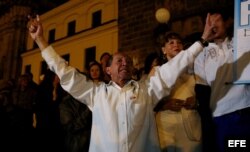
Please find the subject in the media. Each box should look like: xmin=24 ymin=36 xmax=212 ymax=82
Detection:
xmin=213 ymin=107 xmax=250 ymax=152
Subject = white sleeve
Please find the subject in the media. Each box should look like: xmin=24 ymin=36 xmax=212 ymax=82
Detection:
xmin=149 ymin=42 xmax=203 ymax=103
xmin=194 ymin=49 xmax=209 ymax=85
xmin=41 ymin=46 xmax=94 ymax=106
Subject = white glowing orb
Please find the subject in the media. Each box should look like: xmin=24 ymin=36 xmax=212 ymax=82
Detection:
xmin=155 ymin=8 xmax=170 ymax=23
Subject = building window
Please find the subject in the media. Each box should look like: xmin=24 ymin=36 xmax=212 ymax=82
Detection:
xmin=85 ymin=46 xmax=96 ymax=70
xmin=48 ymin=29 xmax=56 ymax=44
xmin=25 ymin=65 xmax=31 ymax=73
xmin=67 ymin=20 xmax=76 ymax=36
xmin=62 ymin=54 xmax=70 ymax=64
xmin=33 ymin=41 xmax=38 ymax=49
xmin=40 ymin=61 xmax=48 ymax=76
xmin=92 ymin=10 xmax=102 ymax=28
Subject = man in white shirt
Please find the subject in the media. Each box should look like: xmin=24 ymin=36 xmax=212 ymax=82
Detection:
xmin=194 ymin=8 xmax=250 ymax=152
xmin=28 ymin=15 xmax=215 ymax=152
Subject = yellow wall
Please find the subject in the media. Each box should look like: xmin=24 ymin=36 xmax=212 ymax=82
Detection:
xmin=22 ymin=0 xmax=118 ymax=84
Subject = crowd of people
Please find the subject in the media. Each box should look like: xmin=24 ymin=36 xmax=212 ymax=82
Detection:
xmin=0 ymin=5 xmax=249 ymax=152
xmin=0 ymin=55 xmax=110 ymax=152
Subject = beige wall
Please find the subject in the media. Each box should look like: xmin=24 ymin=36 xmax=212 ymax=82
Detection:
xmin=22 ymin=0 xmax=118 ymax=84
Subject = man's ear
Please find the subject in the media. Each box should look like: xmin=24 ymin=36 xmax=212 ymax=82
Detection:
xmin=106 ymin=67 xmax=111 ymax=75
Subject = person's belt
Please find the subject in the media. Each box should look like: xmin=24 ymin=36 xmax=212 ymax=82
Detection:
xmin=154 ymin=96 xmax=197 ymax=112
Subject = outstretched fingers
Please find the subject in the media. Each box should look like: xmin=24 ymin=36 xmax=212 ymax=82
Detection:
xmin=202 ymin=13 xmax=213 ymax=41
xmin=27 ymin=14 xmax=41 ymax=33
xmin=36 ymin=14 xmax=40 ymax=22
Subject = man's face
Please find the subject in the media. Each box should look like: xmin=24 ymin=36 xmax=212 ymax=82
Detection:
xmin=20 ymin=77 xmax=28 ymax=87
xmin=107 ymin=53 xmax=133 ymax=81
xmin=210 ymin=13 xmax=227 ymax=39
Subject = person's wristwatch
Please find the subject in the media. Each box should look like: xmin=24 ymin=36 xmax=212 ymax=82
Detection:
xmin=199 ymin=38 xmax=209 ymax=47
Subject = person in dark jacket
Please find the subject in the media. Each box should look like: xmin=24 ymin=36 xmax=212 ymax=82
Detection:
xmin=60 ymin=94 xmax=92 ymax=152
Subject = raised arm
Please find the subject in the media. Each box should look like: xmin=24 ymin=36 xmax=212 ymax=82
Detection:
xmin=148 ymin=13 xmax=219 ymax=103
xmin=148 ymin=42 xmax=203 ymax=102
xmin=27 ymin=15 xmax=94 ymax=106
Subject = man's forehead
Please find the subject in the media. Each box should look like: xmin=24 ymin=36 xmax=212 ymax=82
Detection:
xmin=210 ymin=13 xmax=222 ymax=20
xmin=113 ymin=52 xmax=131 ymax=59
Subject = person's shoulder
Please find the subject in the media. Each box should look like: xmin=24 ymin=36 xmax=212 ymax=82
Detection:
xmin=135 ymin=79 xmax=149 ymax=89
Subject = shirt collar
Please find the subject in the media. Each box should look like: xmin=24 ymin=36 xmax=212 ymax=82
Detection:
xmin=107 ymin=80 xmax=139 ymax=90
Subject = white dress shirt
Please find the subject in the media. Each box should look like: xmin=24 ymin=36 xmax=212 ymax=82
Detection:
xmin=194 ymin=37 xmax=250 ymax=117
xmin=41 ymin=42 xmax=203 ymax=152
